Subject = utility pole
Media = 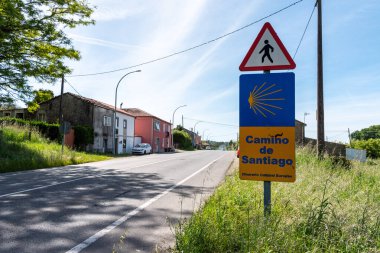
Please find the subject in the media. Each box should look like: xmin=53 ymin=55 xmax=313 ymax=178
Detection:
xmin=317 ymin=0 xmax=325 ymax=157
xmin=348 ymin=128 xmax=352 ymax=147
xmin=59 ymin=75 xmax=64 ymax=125
xmin=59 ymin=75 xmax=64 ymax=154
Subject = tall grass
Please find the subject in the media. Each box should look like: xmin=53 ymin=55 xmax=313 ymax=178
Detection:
xmin=0 ymin=125 xmax=110 ymax=173
xmin=174 ymin=147 xmax=380 ymax=252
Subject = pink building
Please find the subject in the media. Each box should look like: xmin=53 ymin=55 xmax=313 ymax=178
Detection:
xmin=123 ymin=108 xmax=172 ymax=153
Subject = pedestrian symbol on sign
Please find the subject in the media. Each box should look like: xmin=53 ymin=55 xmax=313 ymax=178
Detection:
xmin=259 ymin=40 xmax=274 ymax=63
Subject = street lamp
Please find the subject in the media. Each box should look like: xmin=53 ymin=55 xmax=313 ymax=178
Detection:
xmin=171 ymin=104 xmax=187 ymax=150
xmin=113 ymin=70 xmax=141 ymax=154
xmin=303 ymin=112 xmax=310 ymax=124
xmin=202 ymin=129 xmax=209 ymax=140
xmin=193 ymin=121 xmax=201 ymax=148
xmin=202 ymin=129 xmax=209 ymax=150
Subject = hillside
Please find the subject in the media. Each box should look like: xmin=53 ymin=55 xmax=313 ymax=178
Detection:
xmin=0 ymin=126 xmax=110 ymax=173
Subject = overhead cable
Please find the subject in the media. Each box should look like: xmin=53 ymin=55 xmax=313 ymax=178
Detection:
xmin=183 ymin=116 xmax=238 ymax=127
xmin=292 ymin=0 xmax=317 ymax=59
xmin=68 ymin=0 xmax=306 ymax=77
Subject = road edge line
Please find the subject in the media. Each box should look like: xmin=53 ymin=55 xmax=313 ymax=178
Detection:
xmin=65 ymin=154 xmax=226 ymax=253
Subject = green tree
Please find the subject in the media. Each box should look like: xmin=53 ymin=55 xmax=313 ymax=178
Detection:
xmin=0 ymin=0 xmax=94 ymax=104
xmin=351 ymin=139 xmax=380 ymax=158
xmin=27 ymin=89 xmax=54 ymax=113
xmin=351 ymin=125 xmax=380 ymax=140
xmin=173 ymin=129 xmax=193 ymax=150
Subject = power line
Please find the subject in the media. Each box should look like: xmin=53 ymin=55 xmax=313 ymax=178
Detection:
xmin=208 ymin=132 xmax=237 ymax=138
xmin=64 ymin=78 xmax=83 ymax=97
xmin=292 ymin=0 xmax=317 ymax=59
xmin=183 ymin=116 xmax=238 ymax=127
xmin=68 ymin=0 xmax=306 ymax=77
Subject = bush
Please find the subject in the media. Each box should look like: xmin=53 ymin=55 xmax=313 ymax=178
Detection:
xmin=351 ymin=139 xmax=380 ymax=158
xmin=173 ymin=129 xmax=193 ymax=150
xmin=73 ymin=125 xmax=94 ymax=150
xmin=0 ymin=117 xmax=60 ymax=141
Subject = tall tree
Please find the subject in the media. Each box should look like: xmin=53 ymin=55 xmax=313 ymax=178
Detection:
xmin=351 ymin=125 xmax=380 ymax=140
xmin=27 ymin=89 xmax=54 ymax=113
xmin=0 ymin=0 xmax=94 ymax=104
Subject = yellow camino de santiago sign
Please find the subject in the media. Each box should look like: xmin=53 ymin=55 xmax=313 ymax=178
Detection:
xmin=239 ymin=73 xmax=296 ymax=182
xmin=240 ymin=127 xmax=295 ymax=182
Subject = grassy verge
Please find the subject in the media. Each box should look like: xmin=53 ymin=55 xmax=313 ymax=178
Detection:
xmin=173 ymin=147 xmax=380 ymax=252
xmin=0 ymin=126 xmax=111 ymax=173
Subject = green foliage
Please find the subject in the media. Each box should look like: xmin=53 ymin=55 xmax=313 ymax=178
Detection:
xmin=0 ymin=125 xmax=110 ymax=173
xmin=0 ymin=0 xmax=94 ymax=103
xmin=173 ymin=147 xmax=380 ymax=252
xmin=175 ymin=125 xmax=184 ymax=131
xmin=351 ymin=139 xmax=380 ymax=158
xmin=27 ymin=89 xmax=54 ymax=113
xmin=73 ymin=125 xmax=94 ymax=150
xmin=0 ymin=117 xmax=59 ymax=141
xmin=227 ymin=139 xmax=238 ymax=151
xmin=173 ymin=129 xmax=193 ymax=150
xmin=351 ymin=125 xmax=380 ymax=140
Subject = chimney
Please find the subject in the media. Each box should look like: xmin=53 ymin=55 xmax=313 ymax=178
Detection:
xmin=120 ymin=102 xmax=123 ymax=109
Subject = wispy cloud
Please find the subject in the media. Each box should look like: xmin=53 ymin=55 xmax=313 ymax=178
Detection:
xmin=68 ymin=34 xmax=148 ymax=51
xmin=91 ymin=0 xmax=143 ymax=21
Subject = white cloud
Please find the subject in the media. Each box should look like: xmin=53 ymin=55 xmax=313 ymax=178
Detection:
xmin=68 ymin=34 xmax=148 ymax=51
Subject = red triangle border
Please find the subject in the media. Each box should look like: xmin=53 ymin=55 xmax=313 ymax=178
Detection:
xmin=239 ymin=22 xmax=296 ymax=71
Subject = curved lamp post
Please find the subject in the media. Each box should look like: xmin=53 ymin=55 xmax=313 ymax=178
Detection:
xmin=202 ymin=129 xmax=209 ymax=140
xmin=193 ymin=121 xmax=202 ymax=148
xmin=171 ymin=104 xmax=187 ymax=150
xmin=113 ymin=70 xmax=141 ymax=154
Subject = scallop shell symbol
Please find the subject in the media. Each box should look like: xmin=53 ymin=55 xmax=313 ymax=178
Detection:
xmin=248 ymin=82 xmax=284 ymax=117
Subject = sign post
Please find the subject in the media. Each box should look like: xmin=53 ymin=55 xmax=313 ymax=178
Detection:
xmin=239 ymin=22 xmax=296 ymax=216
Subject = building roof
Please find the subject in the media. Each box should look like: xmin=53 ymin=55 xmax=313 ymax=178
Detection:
xmin=123 ymin=108 xmax=171 ymax=124
xmin=40 ymin=92 xmax=135 ymax=118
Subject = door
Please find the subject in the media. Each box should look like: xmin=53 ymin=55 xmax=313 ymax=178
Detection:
xmin=156 ymin=138 xmax=160 ymax=153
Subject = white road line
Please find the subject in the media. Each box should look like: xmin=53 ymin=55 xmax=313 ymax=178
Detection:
xmin=0 ymin=158 xmax=179 ymax=198
xmin=65 ymin=154 xmax=226 ymax=253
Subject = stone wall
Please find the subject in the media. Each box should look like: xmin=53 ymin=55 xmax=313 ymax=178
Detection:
xmin=304 ymin=137 xmax=346 ymax=157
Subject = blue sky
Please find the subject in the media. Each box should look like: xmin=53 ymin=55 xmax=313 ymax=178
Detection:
xmin=31 ymin=0 xmax=380 ymax=142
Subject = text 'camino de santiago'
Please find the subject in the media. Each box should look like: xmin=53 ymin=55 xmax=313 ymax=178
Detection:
xmin=241 ymin=135 xmax=294 ymax=168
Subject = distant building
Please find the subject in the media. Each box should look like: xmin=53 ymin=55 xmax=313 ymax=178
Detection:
xmin=123 ymin=108 xmax=172 ymax=153
xmin=296 ymin=120 xmax=306 ymax=144
xmin=0 ymin=108 xmax=30 ymax=119
xmin=1 ymin=92 xmax=136 ymax=154
xmin=177 ymin=127 xmax=202 ymax=149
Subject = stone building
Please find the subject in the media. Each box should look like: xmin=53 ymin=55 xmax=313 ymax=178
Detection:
xmin=36 ymin=92 xmax=135 ymax=153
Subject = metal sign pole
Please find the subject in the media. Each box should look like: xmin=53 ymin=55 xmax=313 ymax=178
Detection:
xmin=263 ymin=69 xmax=271 ymax=216
xmin=264 ymin=181 xmax=271 ymax=216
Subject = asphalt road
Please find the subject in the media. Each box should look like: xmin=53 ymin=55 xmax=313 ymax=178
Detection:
xmin=0 ymin=150 xmax=235 ymax=253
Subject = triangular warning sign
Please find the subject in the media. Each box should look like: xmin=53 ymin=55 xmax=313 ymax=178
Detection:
xmin=239 ymin=22 xmax=296 ymax=71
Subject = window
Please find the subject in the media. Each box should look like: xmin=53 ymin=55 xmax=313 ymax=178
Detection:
xmin=123 ymin=119 xmax=127 ymax=129
xmin=4 ymin=113 xmax=11 ymax=117
xmin=123 ymin=139 xmax=126 ymax=148
xmin=115 ymin=117 xmax=119 ymax=128
xmin=153 ymin=121 xmax=160 ymax=131
xmin=103 ymin=116 xmax=111 ymax=126
xmin=38 ymin=113 xmax=46 ymax=122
